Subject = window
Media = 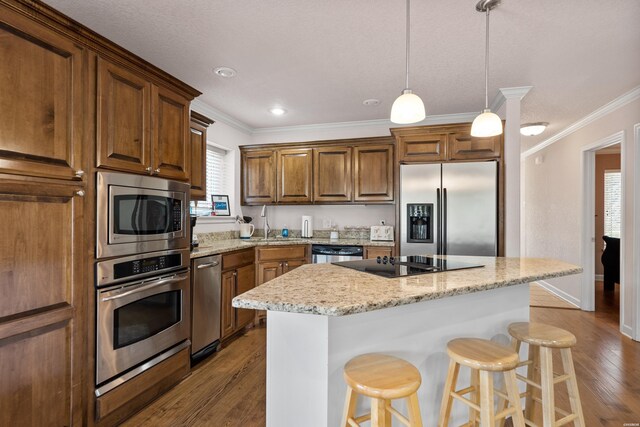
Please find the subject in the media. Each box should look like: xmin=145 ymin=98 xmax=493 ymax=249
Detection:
xmin=191 ymin=145 xmax=229 ymax=216
xmin=604 ymin=170 xmax=621 ymax=238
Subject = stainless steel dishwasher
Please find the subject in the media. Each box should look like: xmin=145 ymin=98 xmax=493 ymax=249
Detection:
xmin=191 ymin=255 xmax=221 ymax=359
xmin=311 ymin=245 xmax=363 ymax=263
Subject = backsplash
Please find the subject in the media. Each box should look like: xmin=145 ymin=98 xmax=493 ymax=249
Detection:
xmin=194 ymin=226 xmax=375 ymax=243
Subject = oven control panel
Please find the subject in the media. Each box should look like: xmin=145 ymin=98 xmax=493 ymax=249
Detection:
xmin=96 ymin=248 xmax=191 ymax=288
xmin=113 ymin=254 xmax=181 ymax=280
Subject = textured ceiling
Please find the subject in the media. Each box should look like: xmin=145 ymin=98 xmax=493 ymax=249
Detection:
xmin=46 ymin=0 xmax=640 ymax=147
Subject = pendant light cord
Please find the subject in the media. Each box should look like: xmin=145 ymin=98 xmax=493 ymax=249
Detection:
xmin=484 ymin=6 xmax=490 ymax=109
xmin=405 ymin=0 xmax=410 ymax=89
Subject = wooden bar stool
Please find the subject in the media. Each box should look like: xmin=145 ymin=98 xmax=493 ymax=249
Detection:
xmin=341 ymin=353 xmax=423 ymax=427
xmin=506 ymin=322 xmax=585 ymax=427
xmin=438 ymin=338 xmax=525 ymax=427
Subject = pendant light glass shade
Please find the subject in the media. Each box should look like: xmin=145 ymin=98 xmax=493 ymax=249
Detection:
xmin=391 ymin=89 xmax=426 ymax=124
xmin=471 ymin=0 xmax=502 ymax=137
xmin=471 ymin=109 xmax=502 ymax=137
xmin=390 ymin=0 xmax=425 ymax=125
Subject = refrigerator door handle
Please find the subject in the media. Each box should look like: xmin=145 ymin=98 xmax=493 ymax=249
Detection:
xmin=436 ymin=188 xmax=441 ymax=255
xmin=443 ymin=187 xmax=448 ymax=256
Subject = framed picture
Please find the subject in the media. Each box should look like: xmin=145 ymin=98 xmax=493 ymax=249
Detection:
xmin=211 ymin=195 xmax=231 ymax=216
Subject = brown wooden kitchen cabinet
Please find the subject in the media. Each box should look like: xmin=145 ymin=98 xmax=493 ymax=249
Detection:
xmin=0 ymin=8 xmax=86 ymax=182
xmin=448 ymin=130 xmax=502 ymax=160
xmin=221 ymin=249 xmax=256 ymax=340
xmin=189 ymin=112 xmax=215 ymax=201
xmin=353 ymin=144 xmax=394 ymax=202
xmin=97 ymin=59 xmax=192 ymax=181
xmin=277 ymin=148 xmax=313 ymax=203
xmin=255 ymin=245 xmax=309 ymax=322
xmin=391 ymin=123 xmax=503 ymax=163
xmin=364 ymin=246 xmax=395 ymax=259
xmin=313 ymin=146 xmax=352 ymax=202
xmin=0 ymin=178 xmax=86 ymax=427
xmin=242 ymin=150 xmax=277 ymax=204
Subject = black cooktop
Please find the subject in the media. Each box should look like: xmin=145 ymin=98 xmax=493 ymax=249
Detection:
xmin=333 ymin=255 xmax=484 ymax=278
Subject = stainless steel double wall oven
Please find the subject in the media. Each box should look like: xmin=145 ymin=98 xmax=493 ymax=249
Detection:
xmin=95 ymin=172 xmax=191 ymax=395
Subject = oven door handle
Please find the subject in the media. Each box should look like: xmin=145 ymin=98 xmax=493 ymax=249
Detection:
xmin=101 ymin=273 xmax=189 ymax=302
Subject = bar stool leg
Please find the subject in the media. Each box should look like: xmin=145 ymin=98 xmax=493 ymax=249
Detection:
xmin=438 ymin=359 xmax=460 ymax=427
xmin=524 ymin=343 xmax=539 ymax=422
xmin=469 ymin=368 xmax=480 ymax=426
xmin=341 ymin=386 xmax=358 ymax=427
xmin=406 ymin=392 xmax=424 ymax=427
xmin=479 ymin=370 xmax=495 ymax=427
xmin=497 ymin=338 xmax=522 ymax=427
xmin=503 ymin=369 xmax=525 ymax=426
xmin=384 ymin=400 xmax=392 ymax=426
xmin=539 ymin=346 xmax=556 ymax=426
xmin=372 ymin=398 xmax=388 ymax=427
xmin=560 ymin=348 xmax=586 ymax=427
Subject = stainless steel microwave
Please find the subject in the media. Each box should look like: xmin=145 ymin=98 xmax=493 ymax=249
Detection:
xmin=97 ymin=171 xmax=190 ymax=258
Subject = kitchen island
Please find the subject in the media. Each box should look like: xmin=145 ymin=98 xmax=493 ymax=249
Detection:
xmin=233 ymin=256 xmax=581 ymax=426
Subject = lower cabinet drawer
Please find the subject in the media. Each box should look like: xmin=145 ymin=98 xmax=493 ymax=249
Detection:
xmin=256 ymin=245 xmax=307 ymax=262
xmin=95 ymin=345 xmax=190 ymax=426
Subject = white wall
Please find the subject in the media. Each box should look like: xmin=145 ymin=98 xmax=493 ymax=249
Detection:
xmin=523 ymin=97 xmax=639 ymax=335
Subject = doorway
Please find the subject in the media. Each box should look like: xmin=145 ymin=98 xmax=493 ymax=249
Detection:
xmin=580 ymin=131 xmax=626 ymax=334
xmin=594 ymin=145 xmax=621 ymax=323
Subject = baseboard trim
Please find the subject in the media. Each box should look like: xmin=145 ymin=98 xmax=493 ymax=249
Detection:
xmin=621 ymin=324 xmax=633 ymax=339
xmin=533 ymin=280 xmax=581 ymax=308
xmin=594 ymin=274 xmax=604 ymax=281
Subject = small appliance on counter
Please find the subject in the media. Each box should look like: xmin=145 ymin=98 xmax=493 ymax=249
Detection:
xmin=370 ymin=225 xmax=394 ymax=241
xmin=301 ymin=215 xmax=313 ymax=238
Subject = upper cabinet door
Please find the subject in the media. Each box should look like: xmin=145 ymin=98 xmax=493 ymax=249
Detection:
xmin=152 ymin=86 xmax=190 ymax=181
xmin=0 ymin=10 xmax=85 ymax=181
xmin=397 ymin=133 xmax=447 ymax=163
xmin=313 ymin=147 xmax=352 ymax=202
xmin=189 ymin=122 xmax=207 ymax=201
xmin=277 ymin=148 xmax=313 ymax=204
xmin=353 ymin=144 xmax=394 ymax=202
xmin=97 ymin=58 xmax=152 ymax=174
xmin=242 ymin=150 xmax=276 ymax=205
xmin=448 ymin=131 xmax=502 ymax=160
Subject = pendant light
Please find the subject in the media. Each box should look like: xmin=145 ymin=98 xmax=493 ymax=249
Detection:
xmin=390 ymin=0 xmax=425 ymax=124
xmin=471 ymin=0 xmax=503 ymax=137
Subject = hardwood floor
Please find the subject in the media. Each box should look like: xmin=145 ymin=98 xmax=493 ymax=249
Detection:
xmin=125 ymin=288 xmax=638 ymax=427
xmin=122 ymin=329 xmax=266 ymax=427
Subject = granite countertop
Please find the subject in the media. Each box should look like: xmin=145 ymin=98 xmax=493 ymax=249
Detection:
xmin=232 ymin=256 xmax=582 ymax=316
xmin=190 ymin=238 xmax=394 ymax=258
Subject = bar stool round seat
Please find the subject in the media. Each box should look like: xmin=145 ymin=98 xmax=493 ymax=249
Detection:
xmin=508 ymin=321 xmax=577 ymax=348
xmin=344 ymin=353 xmax=421 ymax=400
xmin=447 ymin=338 xmax=520 ymax=372
xmin=342 ymin=353 xmax=423 ymax=427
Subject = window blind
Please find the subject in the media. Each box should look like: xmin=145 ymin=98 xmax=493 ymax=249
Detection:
xmin=195 ymin=145 xmax=227 ymax=212
xmin=604 ymin=170 xmax=621 ymax=238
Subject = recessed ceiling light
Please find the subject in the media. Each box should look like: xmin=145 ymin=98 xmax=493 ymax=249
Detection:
xmin=269 ymin=107 xmax=287 ymax=116
xmin=520 ymin=122 xmax=549 ymax=136
xmin=363 ymin=99 xmax=380 ymax=106
xmin=213 ymin=67 xmax=237 ymax=78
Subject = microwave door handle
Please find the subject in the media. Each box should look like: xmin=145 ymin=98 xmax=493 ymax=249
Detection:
xmin=436 ymin=188 xmax=441 ymax=255
xmin=101 ymin=273 xmax=189 ymax=302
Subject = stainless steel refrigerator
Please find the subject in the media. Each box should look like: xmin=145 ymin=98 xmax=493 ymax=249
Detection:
xmin=400 ymin=161 xmax=498 ymax=256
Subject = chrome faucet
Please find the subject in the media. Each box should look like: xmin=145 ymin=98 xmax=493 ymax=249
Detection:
xmin=260 ymin=205 xmax=270 ymax=239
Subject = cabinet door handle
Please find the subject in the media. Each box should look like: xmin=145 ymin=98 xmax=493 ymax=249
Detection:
xmin=145 ymin=166 xmax=152 ymax=173
xmin=75 ymin=190 xmax=85 ymax=197
xmin=233 ymin=272 xmax=237 ymax=277
xmin=74 ymin=170 xmax=84 ymax=178
xmin=155 ymin=168 xmax=161 ymax=174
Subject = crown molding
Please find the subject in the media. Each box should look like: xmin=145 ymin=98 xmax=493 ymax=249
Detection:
xmin=251 ymin=112 xmax=479 ymax=135
xmin=190 ymin=99 xmax=253 ymax=135
xmin=521 ymin=85 xmax=640 ymax=159
xmin=489 ymin=86 xmax=533 ymax=113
